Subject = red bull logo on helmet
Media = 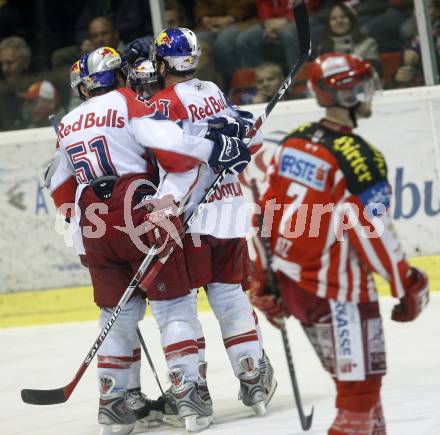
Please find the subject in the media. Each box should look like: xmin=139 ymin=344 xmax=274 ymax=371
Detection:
xmin=156 ymin=31 xmax=173 ymax=48
xmin=71 ymin=61 xmax=80 ymax=74
xmin=99 ymin=47 xmax=118 ymax=58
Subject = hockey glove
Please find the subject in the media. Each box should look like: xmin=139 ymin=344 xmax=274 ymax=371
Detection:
xmin=391 ymin=267 xmax=429 ymax=322
xmin=207 ymin=132 xmax=251 ymax=174
xmin=124 ymin=36 xmax=153 ymax=64
xmin=142 ymin=195 xmax=184 ymax=259
xmin=207 ymin=115 xmax=253 ymax=140
xmin=248 ymin=267 xmax=287 ymax=329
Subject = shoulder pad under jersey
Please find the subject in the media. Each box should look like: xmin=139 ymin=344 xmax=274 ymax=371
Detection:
xmin=281 ymin=122 xmax=320 ymax=142
xmin=323 ymin=130 xmax=388 ymax=195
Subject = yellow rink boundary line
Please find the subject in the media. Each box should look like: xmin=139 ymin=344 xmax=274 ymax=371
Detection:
xmin=1 ymin=255 xmax=439 ymax=329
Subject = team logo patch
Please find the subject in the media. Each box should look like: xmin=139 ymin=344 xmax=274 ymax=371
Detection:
xmin=359 ymin=180 xmax=391 ymax=215
xmin=279 ymin=148 xmax=330 ymax=191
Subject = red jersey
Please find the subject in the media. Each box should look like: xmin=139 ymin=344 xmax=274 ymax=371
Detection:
xmin=255 ymin=119 xmax=412 ymax=303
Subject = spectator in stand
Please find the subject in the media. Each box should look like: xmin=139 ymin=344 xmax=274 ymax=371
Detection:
xmin=350 ymin=1 xmax=389 ymax=28
xmin=307 ymin=1 xmax=388 ymax=55
xmin=195 ymin=0 xmax=257 ymax=87
xmin=82 ymin=16 xmax=125 ymax=53
xmin=319 ymin=3 xmax=381 ymax=75
xmin=363 ymin=1 xmax=416 ymax=52
xmin=0 ymin=36 xmax=31 ymax=84
xmin=0 ymin=36 xmax=33 ymax=130
xmin=236 ymin=0 xmax=299 ymax=73
xmin=18 ymin=80 xmax=64 ymax=129
xmin=164 ymin=0 xmax=187 ymax=27
xmin=52 ymin=16 xmax=124 ymax=69
xmin=74 ymin=0 xmax=151 ymax=44
xmin=239 ymin=62 xmax=285 ymax=105
xmin=394 ymin=0 xmax=440 ymax=88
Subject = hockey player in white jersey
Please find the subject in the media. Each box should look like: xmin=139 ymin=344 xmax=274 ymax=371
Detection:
xmin=141 ymin=28 xmax=277 ymax=426
xmin=49 ymin=46 xmax=251 ymax=435
xmin=127 ymin=57 xmax=160 ymax=100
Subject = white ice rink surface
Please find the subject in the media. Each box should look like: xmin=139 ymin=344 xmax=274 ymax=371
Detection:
xmin=1 ymin=295 xmax=440 ymax=435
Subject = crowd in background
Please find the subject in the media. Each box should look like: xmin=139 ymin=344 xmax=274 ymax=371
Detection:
xmin=0 ymin=0 xmax=437 ymax=131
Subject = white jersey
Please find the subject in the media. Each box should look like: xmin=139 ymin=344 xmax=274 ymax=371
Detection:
xmin=49 ymin=87 xmax=214 ymax=211
xmin=150 ymin=78 xmax=263 ymax=238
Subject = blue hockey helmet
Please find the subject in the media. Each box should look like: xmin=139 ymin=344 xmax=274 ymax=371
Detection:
xmin=151 ymin=27 xmax=201 ymax=74
xmin=79 ymin=46 xmax=122 ymax=91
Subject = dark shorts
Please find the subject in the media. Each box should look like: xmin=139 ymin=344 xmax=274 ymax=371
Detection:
xmin=184 ymin=235 xmax=250 ymax=288
xmin=79 ymin=174 xmax=191 ymax=307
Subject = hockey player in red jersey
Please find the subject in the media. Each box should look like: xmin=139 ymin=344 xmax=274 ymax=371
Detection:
xmin=249 ymin=52 xmax=430 ymax=435
xmin=140 ymin=28 xmax=277 ymax=429
xmin=48 ymin=46 xmax=251 ymax=435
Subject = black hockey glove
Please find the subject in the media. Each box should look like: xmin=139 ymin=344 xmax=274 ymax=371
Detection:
xmin=124 ymin=36 xmax=154 ymax=64
xmin=207 ymin=115 xmax=253 ymax=140
xmin=207 ymin=132 xmax=251 ymax=174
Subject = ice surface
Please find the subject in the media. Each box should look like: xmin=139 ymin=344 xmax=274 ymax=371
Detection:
xmin=1 ymin=295 xmax=439 ymax=435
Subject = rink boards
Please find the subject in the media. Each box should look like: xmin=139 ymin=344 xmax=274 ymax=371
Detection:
xmin=1 ymin=253 xmax=439 ymax=328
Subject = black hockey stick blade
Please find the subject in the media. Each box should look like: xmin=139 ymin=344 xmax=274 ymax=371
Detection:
xmin=21 ymin=387 xmax=66 ymax=405
xmin=302 ymin=407 xmax=314 ymax=431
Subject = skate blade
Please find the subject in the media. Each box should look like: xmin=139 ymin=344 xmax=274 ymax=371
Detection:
xmin=184 ymin=414 xmax=213 ymax=432
xmin=252 ymin=401 xmax=267 ymax=417
xmin=162 ymin=414 xmax=185 ymax=428
xmin=99 ymin=423 xmax=134 ymax=435
xmin=265 ymin=378 xmax=278 ymax=407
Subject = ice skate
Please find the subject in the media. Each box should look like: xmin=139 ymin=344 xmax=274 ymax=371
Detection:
xmin=126 ymin=387 xmax=167 ymax=431
xmin=153 ymin=387 xmax=185 ymax=428
xmin=238 ymin=356 xmax=268 ymax=416
xmin=198 ymin=361 xmax=212 ymax=405
xmin=98 ymin=385 xmax=136 ymax=435
xmin=170 ymin=368 xmax=213 ymax=432
xmin=259 ymin=351 xmax=277 ymax=407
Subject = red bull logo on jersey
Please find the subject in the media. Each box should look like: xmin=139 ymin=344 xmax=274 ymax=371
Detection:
xmin=280 ymin=148 xmax=331 ymax=192
xmin=188 ymin=92 xmax=228 ymax=122
xmin=58 ymin=109 xmax=125 ymax=138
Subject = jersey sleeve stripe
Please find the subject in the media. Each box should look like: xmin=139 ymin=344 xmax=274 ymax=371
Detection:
xmin=51 ymin=176 xmax=77 ymax=217
xmin=150 ymin=148 xmax=201 ymax=173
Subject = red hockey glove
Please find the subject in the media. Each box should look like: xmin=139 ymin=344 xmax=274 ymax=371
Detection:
xmin=248 ymin=267 xmax=287 ymax=329
xmin=391 ymin=267 xmax=429 ymax=323
xmin=142 ymin=195 xmax=184 ymax=259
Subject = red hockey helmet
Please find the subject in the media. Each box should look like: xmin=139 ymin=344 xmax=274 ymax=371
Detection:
xmin=308 ymin=52 xmax=375 ymax=109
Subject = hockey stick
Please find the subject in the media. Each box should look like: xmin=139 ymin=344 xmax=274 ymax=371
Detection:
xmin=250 ymin=180 xmax=314 ymax=431
xmin=21 ymin=1 xmax=311 ymax=406
xmin=136 ymin=327 xmax=165 ymax=395
xmin=48 ymin=114 xmax=59 ymax=134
